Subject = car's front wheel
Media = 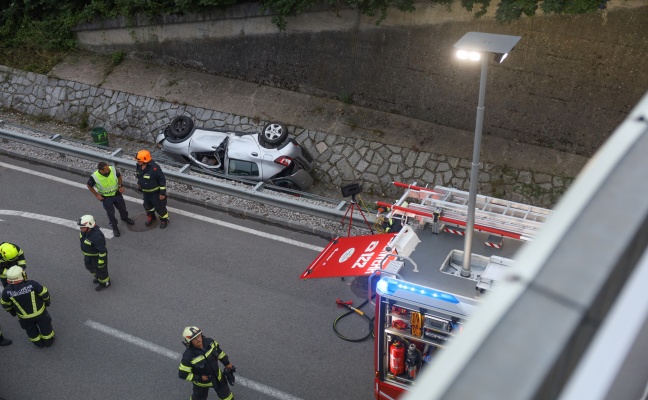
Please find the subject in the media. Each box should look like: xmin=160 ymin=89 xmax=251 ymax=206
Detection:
xmin=169 ymin=116 xmax=194 ymax=139
xmin=261 ymin=122 xmax=288 ymax=145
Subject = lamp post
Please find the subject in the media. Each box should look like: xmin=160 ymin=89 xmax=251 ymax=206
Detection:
xmin=453 ymin=32 xmax=521 ymax=277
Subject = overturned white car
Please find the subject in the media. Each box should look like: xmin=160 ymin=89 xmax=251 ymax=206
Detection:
xmin=156 ymin=116 xmax=315 ymax=190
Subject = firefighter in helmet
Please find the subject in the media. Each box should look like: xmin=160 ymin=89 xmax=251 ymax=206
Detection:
xmin=179 ymin=326 xmax=235 ymax=400
xmin=377 ymin=206 xmax=403 ymax=233
xmin=78 ymin=215 xmax=111 ymax=291
xmin=0 ymin=242 xmax=27 ymax=287
xmin=1 ymin=266 xmax=54 ymax=348
xmin=135 ymin=149 xmax=170 ymax=229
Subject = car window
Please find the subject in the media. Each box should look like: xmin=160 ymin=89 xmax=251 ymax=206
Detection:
xmin=228 ymin=159 xmax=259 ymax=177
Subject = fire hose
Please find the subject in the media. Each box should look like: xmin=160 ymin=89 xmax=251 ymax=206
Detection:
xmin=333 ymin=298 xmax=375 ymax=342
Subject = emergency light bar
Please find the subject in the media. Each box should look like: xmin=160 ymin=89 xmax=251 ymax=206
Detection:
xmin=376 ymin=277 xmax=459 ymax=304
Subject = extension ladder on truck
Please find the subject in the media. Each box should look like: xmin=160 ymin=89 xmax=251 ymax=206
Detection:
xmin=379 ymin=182 xmax=553 ymax=241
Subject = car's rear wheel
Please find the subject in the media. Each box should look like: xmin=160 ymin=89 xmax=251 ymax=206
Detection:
xmin=170 ymin=116 xmax=194 ymax=139
xmin=261 ymin=122 xmax=288 ymax=145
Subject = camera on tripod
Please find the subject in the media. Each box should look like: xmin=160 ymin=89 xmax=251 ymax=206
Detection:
xmin=339 ymin=183 xmax=374 ymax=235
xmin=341 ymin=183 xmax=362 ymax=200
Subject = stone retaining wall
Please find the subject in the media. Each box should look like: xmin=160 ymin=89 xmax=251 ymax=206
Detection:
xmin=0 ymin=66 xmax=572 ymax=207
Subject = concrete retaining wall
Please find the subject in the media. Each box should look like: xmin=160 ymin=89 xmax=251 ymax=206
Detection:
xmin=0 ymin=66 xmax=572 ymax=206
xmin=73 ymin=1 xmax=648 ymax=158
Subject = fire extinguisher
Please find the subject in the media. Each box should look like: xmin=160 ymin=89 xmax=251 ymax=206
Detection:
xmin=389 ymin=341 xmax=405 ymax=375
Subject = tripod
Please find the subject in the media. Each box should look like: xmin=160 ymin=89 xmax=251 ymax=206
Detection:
xmin=341 ymin=194 xmax=375 ymax=237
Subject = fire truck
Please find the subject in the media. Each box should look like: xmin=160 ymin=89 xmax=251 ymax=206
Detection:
xmin=301 ymin=182 xmax=553 ymax=399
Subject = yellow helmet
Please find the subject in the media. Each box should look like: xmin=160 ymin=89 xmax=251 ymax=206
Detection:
xmin=6 ymin=266 xmax=26 ymax=284
xmin=182 ymin=326 xmax=202 ymax=343
xmin=0 ymin=243 xmax=19 ymax=261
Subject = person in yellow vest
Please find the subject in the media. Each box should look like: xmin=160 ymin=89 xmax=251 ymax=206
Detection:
xmin=87 ymin=162 xmax=135 ymax=237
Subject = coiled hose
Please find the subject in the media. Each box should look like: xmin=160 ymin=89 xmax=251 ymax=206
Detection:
xmin=333 ymin=299 xmax=375 ymax=342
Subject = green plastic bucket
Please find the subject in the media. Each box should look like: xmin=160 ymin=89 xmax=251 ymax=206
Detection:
xmin=91 ymin=127 xmax=109 ymax=146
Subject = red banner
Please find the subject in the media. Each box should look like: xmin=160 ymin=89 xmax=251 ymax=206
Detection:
xmin=300 ymin=234 xmax=398 ymax=279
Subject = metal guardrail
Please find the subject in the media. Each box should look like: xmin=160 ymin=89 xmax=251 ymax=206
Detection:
xmin=0 ymin=125 xmax=375 ymax=225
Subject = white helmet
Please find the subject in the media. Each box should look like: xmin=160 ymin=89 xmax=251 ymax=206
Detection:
xmin=6 ymin=266 xmax=26 ymax=284
xmin=183 ymin=326 xmax=202 ymax=343
xmin=77 ymin=215 xmax=96 ymax=229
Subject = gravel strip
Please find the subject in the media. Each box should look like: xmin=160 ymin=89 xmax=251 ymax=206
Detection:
xmin=0 ymin=118 xmax=374 ymax=239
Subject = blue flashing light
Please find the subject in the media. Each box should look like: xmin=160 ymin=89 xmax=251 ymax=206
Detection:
xmin=376 ymin=277 xmax=459 ymax=304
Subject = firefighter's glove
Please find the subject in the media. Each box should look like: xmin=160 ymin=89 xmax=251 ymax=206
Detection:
xmin=224 ymin=366 xmax=236 ymax=386
xmin=45 ymin=300 xmax=51 ymax=307
xmin=9 ymin=309 xmax=17 ymax=317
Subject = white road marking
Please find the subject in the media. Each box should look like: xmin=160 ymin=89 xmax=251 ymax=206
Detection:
xmin=0 ymin=161 xmax=324 ymax=252
xmin=0 ymin=210 xmax=114 ymax=238
xmin=85 ymin=320 xmax=306 ymax=400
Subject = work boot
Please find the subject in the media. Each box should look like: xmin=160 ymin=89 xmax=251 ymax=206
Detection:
xmin=92 ymin=278 xmax=99 ymax=284
xmin=112 ymin=225 xmax=121 ymax=237
xmin=96 ymin=281 xmax=111 ymax=291
xmin=34 ymin=341 xmax=45 ymax=349
xmin=44 ymin=337 xmax=55 ymax=347
xmin=145 ymin=214 xmax=156 ymax=226
xmin=0 ymin=336 xmax=12 ymax=346
xmin=160 ymin=219 xmax=169 ymax=229
xmin=122 ymin=217 xmax=135 ymax=225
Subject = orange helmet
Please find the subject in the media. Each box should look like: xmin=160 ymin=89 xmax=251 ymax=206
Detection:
xmin=136 ymin=150 xmax=152 ymax=163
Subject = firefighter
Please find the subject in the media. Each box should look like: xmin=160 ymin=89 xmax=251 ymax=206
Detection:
xmin=87 ymin=161 xmax=135 ymax=237
xmin=78 ymin=215 xmax=111 ymax=291
xmin=0 ymin=242 xmax=27 ymax=287
xmin=378 ymin=207 xmax=403 ymax=233
xmin=135 ymin=150 xmax=170 ymax=229
xmin=0 ymin=323 xmax=12 ymax=346
xmin=0 ymin=266 xmax=54 ymax=348
xmin=179 ymin=326 xmax=235 ymax=400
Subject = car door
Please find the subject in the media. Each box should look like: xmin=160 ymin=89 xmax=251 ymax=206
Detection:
xmin=187 ymin=129 xmax=229 ymax=172
xmin=225 ymin=136 xmax=262 ymax=180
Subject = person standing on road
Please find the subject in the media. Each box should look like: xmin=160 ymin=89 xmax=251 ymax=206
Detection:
xmin=87 ymin=162 xmax=135 ymax=237
xmin=1 ymin=266 xmax=54 ymax=348
xmin=179 ymin=326 xmax=235 ymax=400
xmin=0 ymin=323 xmax=12 ymax=346
xmin=77 ymin=215 xmax=111 ymax=291
xmin=0 ymin=242 xmax=27 ymax=287
xmin=135 ymin=150 xmax=170 ymax=229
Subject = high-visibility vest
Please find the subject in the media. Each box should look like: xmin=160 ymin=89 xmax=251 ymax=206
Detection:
xmin=92 ymin=166 xmax=119 ymax=196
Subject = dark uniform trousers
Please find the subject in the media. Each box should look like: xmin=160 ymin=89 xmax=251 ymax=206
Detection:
xmin=191 ymin=375 xmax=232 ymax=400
xmin=192 ymin=383 xmax=231 ymax=400
xmin=20 ymin=311 xmax=54 ymax=347
xmin=84 ymin=255 xmax=109 ymax=284
xmin=143 ymin=191 xmax=169 ymax=220
xmin=102 ymin=192 xmax=129 ymax=228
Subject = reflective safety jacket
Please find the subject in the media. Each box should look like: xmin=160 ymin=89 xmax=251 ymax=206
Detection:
xmin=179 ymin=337 xmax=231 ymax=387
xmin=0 ymin=242 xmax=27 ymax=280
xmin=136 ymin=161 xmax=166 ymax=195
xmin=89 ymin=166 xmax=120 ymax=196
xmin=1 ymin=280 xmax=50 ymax=319
xmin=79 ymin=226 xmax=107 ymax=267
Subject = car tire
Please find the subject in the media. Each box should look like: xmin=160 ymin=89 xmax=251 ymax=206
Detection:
xmin=261 ymin=122 xmax=288 ymax=145
xmin=169 ymin=116 xmax=194 ymax=139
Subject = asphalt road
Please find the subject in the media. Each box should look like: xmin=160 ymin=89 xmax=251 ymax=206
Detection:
xmin=0 ymin=156 xmax=375 ymax=400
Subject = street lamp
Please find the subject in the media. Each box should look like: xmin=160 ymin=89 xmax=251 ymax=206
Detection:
xmin=453 ymin=32 xmax=521 ymax=277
